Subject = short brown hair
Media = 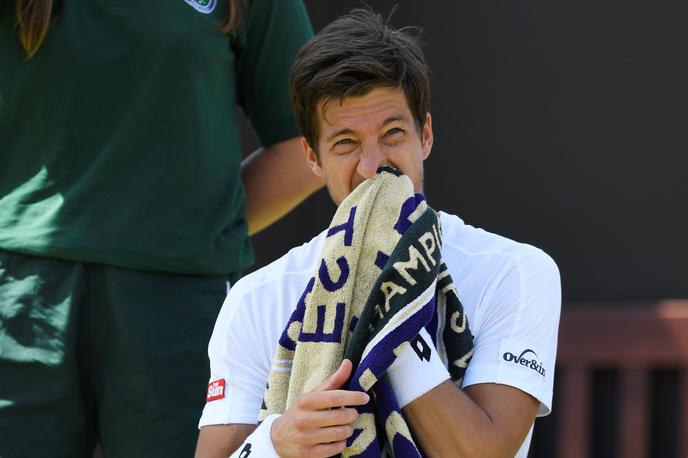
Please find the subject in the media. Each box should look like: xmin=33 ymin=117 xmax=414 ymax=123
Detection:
xmin=289 ymin=8 xmax=430 ymax=149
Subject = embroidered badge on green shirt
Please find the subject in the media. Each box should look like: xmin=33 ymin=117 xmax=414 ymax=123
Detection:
xmin=184 ymin=0 xmax=216 ymax=14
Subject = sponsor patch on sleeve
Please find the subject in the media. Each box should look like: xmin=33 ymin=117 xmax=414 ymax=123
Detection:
xmin=499 ymin=338 xmax=546 ymax=377
xmin=206 ymin=379 xmax=226 ymax=402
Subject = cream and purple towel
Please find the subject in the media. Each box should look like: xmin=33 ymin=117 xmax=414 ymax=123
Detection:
xmin=259 ymin=167 xmax=474 ymax=456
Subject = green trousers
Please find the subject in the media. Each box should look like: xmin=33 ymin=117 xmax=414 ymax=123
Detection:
xmin=0 ymin=250 xmax=227 ymax=458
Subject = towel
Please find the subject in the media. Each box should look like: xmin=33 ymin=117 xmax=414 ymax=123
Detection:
xmin=259 ymin=166 xmax=474 ymax=456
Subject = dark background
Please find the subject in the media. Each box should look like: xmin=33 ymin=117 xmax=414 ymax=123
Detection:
xmin=247 ymin=0 xmax=688 ymax=303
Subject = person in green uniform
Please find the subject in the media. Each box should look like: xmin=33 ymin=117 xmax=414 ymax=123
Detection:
xmin=0 ymin=1 xmax=322 ymax=457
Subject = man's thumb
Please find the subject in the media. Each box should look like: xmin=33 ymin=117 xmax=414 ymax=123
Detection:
xmin=317 ymin=359 xmax=353 ymax=391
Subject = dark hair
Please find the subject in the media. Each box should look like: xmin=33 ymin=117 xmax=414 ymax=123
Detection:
xmin=289 ymin=8 xmax=430 ymax=150
xmin=15 ymin=0 xmax=245 ymax=59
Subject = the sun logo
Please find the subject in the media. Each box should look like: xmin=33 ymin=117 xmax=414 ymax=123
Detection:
xmin=206 ymin=379 xmax=226 ymax=402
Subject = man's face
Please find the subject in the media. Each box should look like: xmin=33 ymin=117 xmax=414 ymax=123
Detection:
xmin=303 ymin=86 xmax=433 ymax=205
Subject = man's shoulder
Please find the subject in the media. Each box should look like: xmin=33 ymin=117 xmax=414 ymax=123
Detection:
xmin=229 ymin=230 xmax=327 ymax=299
xmin=438 ymin=211 xmax=559 ymax=287
xmin=214 ymin=230 xmax=327 ymax=338
xmin=439 ymin=211 xmax=556 ymax=263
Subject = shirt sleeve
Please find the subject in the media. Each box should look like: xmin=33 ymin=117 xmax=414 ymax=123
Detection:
xmin=461 ymin=249 xmax=561 ymax=416
xmin=199 ymin=286 xmax=270 ymax=427
xmin=235 ymin=0 xmax=314 ymax=146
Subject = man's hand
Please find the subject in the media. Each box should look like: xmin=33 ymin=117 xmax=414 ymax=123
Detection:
xmin=270 ymin=359 xmax=369 ymax=458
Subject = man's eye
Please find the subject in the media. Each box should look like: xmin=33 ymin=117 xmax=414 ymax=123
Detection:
xmin=334 ymin=138 xmax=354 ymax=146
xmin=385 ymin=127 xmax=405 ymax=137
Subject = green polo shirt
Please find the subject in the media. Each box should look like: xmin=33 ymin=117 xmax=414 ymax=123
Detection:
xmin=0 ymin=0 xmax=312 ymax=275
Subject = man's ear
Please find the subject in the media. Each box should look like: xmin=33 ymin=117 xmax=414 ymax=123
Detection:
xmin=421 ymin=112 xmax=434 ymax=160
xmin=303 ymin=137 xmax=325 ymax=178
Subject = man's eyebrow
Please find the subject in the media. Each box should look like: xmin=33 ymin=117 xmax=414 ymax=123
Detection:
xmin=381 ymin=115 xmax=408 ymax=126
xmin=324 ymin=115 xmax=410 ymax=143
xmin=325 ymin=128 xmax=355 ymax=143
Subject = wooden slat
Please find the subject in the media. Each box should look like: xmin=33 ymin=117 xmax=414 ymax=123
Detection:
xmin=558 ymin=366 xmax=589 ymax=458
xmin=619 ymin=368 xmax=649 ymax=458
xmin=557 ymin=301 xmax=688 ymax=367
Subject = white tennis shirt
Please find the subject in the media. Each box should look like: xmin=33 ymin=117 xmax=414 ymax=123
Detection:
xmin=200 ymin=211 xmax=561 ymax=457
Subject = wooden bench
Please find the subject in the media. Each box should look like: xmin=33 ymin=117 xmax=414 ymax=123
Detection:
xmin=556 ymin=301 xmax=688 ymax=458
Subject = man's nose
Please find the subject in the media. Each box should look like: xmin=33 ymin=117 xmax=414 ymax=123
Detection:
xmin=357 ymin=144 xmax=387 ymax=179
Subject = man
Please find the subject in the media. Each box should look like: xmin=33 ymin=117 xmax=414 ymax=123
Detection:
xmin=196 ymin=9 xmax=561 ymax=458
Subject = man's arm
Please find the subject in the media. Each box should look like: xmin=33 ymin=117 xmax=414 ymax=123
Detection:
xmin=194 ymin=284 xmax=272 ymax=458
xmin=241 ymin=137 xmax=324 ymax=235
xmin=404 ymin=381 xmax=539 ymax=458
xmin=389 ymin=250 xmax=560 ymax=457
xmin=195 ymin=424 xmax=255 ymax=458
xmin=196 ymin=360 xmax=368 ymax=458
xmin=385 ymin=329 xmax=539 ymax=457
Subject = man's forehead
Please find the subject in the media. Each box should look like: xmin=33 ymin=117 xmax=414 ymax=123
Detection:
xmin=316 ymin=88 xmax=413 ymax=130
